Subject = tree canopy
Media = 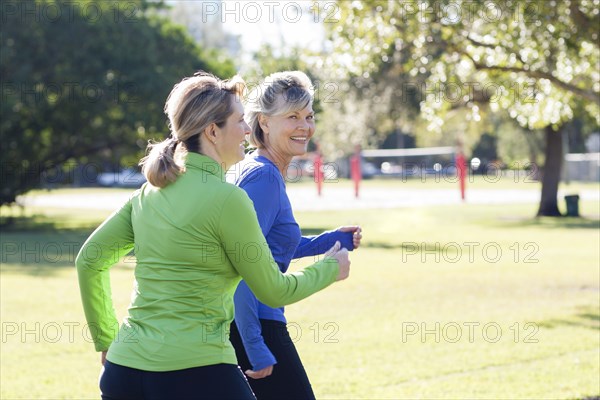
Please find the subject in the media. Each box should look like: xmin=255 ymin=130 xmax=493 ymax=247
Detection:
xmin=329 ymin=0 xmax=599 ymax=129
xmin=0 ymin=0 xmax=235 ymax=206
xmin=325 ymin=0 xmax=599 ymax=215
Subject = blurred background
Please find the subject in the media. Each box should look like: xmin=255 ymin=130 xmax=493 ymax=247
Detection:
xmin=1 ymin=1 xmax=599 ymax=399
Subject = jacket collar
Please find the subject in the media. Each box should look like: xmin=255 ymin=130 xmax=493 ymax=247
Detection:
xmin=185 ymin=152 xmax=225 ymax=180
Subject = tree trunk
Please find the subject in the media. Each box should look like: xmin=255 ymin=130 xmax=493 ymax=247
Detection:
xmin=537 ymin=125 xmax=563 ymax=216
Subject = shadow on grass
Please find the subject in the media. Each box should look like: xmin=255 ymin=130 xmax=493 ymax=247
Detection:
xmin=301 ymin=227 xmax=408 ymax=251
xmin=1 ymin=215 xmax=98 ymax=276
xmin=362 ymin=241 xmax=404 ymax=250
xmin=537 ymin=305 xmax=600 ymax=331
xmin=1 ymin=207 xmax=104 ymax=230
xmin=493 ymin=216 xmax=600 ymax=230
xmin=1 ymin=214 xmax=58 ymax=231
xmin=361 ymin=242 xmax=457 ymax=255
xmin=300 ymin=228 xmax=331 ymax=236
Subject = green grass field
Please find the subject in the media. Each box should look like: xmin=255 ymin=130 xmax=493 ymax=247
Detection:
xmin=1 ymin=186 xmax=599 ymax=399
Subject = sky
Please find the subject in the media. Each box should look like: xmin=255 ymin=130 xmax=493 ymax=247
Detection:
xmin=218 ymin=1 xmax=327 ymax=53
xmin=161 ymin=0 xmax=329 ymax=56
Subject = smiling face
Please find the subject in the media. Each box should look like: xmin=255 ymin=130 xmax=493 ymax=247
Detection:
xmin=261 ymin=104 xmax=315 ymax=160
xmin=214 ymin=97 xmax=250 ymax=169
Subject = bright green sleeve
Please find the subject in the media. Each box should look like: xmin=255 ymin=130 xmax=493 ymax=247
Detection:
xmin=219 ymin=189 xmax=339 ymax=308
xmin=75 ymin=198 xmax=135 ymax=352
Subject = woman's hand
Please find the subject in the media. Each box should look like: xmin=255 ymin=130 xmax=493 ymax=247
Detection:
xmin=101 ymin=351 xmax=107 ymax=366
xmin=245 ymin=365 xmax=274 ymax=379
xmin=325 ymin=241 xmax=350 ymax=281
xmin=338 ymin=226 xmax=362 ymax=249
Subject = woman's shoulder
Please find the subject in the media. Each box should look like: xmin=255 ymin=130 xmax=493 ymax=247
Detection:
xmin=231 ymin=153 xmax=282 ymax=187
xmin=219 ymin=183 xmax=258 ymax=216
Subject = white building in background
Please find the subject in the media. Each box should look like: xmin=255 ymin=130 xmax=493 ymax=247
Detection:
xmin=563 ymin=133 xmax=600 ymax=182
xmin=586 ymin=133 xmax=600 ymax=153
xmin=564 ymin=153 xmax=600 ymax=182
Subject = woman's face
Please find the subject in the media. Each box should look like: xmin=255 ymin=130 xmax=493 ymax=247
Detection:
xmin=215 ymin=98 xmax=251 ymax=168
xmin=262 ymin=104 xmax=315 ymax=158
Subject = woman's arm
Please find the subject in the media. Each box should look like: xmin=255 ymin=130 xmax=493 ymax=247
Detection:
xmin=219 ymin=189 xmax=341 ymax=308
xmin=76 ymin=196 xmax=135 ymax=352
xmin=233 ymin=281 xmax=277 ymax=371
xmin=294 ymin=227 xmax=358 ymax=259
xmin=232 ymin=167 xmax=282 ymax=375
xmin=237 ymin=167 xmax=280 ymax=234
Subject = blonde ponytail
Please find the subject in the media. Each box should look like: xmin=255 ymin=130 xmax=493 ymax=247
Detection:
xmin=139 ymin=137 xmax=182 ymax=188
xmin=139 ymin=72 xmax=246 ymax=188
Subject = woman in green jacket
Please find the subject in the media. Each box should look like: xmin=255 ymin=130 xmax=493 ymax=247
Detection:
xmin=76 ymin=72 xmax=350 ymax=399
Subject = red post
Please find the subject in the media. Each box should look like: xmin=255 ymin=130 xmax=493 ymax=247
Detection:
xmin=350 ymin=144 xmax=362 ymax=198
xmin=456 ymin=150 xmax=467 ymax=201
xmin=314 ymin=151 xmax=323 ymax=196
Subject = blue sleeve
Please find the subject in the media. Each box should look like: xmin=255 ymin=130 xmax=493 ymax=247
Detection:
xmin=238 ymin=167 xmax=280 ymax=234
xmin=233 ymin=281 xmax=277 ymax=370
xmin=294 ymin=230 xmax=355 ymax=259
xmin=234 ymin=166 xmax=281 ymax=370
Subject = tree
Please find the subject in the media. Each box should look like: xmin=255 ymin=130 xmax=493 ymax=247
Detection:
xmin=326 ymin=0 xmax=599 ymax=216
xmin=0 ymin=0 xmax=235 ymax=206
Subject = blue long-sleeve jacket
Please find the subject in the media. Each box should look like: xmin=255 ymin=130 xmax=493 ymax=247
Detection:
xmin=231 ymin=153 xmax=354 ymax=371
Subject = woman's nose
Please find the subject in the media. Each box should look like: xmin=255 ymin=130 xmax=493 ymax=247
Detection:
xmin=298 ymin=120 xmax=309 ymax=131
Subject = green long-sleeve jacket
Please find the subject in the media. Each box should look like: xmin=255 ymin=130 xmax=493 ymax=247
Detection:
xmin=76 ymin=153 xmax=339 ymax=371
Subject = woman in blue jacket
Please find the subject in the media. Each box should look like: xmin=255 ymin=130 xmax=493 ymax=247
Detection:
xmin=229 ymin=71 xmax=362 ymax=399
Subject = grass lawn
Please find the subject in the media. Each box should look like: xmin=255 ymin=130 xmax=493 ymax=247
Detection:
xmin=284 ymin=170 xmax=599 ymax=190
xmin=23 ymin=175 xmax=600 ymax=192
xmin=1 ymin=190 xmax=598 ymax=399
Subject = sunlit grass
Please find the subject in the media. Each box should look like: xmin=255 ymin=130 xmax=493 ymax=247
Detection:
xmin=1 ymin=190 xmax=598 ymax=399
xmin=288 ymin=203 xmax=599 ymax=399
xmin=13 ymin=175 xmax=600 ymax=192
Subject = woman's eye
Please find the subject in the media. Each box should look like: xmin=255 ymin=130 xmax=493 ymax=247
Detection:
xmin=307 ymin=115 xmax=314 ymax=120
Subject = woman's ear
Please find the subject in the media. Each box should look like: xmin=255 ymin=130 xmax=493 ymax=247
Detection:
xmin=203 ymin=123 xmax=218 ymax=145
xmin=258 ymin=114 xmax=269 ymax=134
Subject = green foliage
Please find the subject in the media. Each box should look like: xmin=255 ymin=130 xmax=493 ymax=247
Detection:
xmin=312 ymin=34 xmax=426 ymax=157
xmin=471 ymin=132 xmax=498 ymax=161
xmin=0 ymin=0 xmax=235 ymax=205
xmin=326 ymin=0 xmax=599 ymax=215
xmin=496 ymin=120 xmax=545 ymax=167
xmin=242 ymin=44 xmax=325 ymax=115
xmin=243 ymin=45 xmax=307 ymax=81
xmin=329 ymin=0 xmax=600 ymax=132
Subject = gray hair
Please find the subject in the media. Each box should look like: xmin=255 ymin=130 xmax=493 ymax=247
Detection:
xmin=245 ymin=71 xmax=314 ymax=149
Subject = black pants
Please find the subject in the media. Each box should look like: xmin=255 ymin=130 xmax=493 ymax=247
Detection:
xmin=230 ymin=319 xmax=316 ymax=400
xmin=99 ymin=360 xmax=256 ymax=400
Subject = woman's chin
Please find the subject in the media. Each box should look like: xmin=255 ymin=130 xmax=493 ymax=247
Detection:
xmin=293 ymin=147 xmax=309 ymax=156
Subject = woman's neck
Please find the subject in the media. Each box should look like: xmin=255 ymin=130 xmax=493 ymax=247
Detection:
xmin=256 ymin=148 xmax=292 ymax=176
xmin=197 ymin=146 xmax=229 ymax=171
